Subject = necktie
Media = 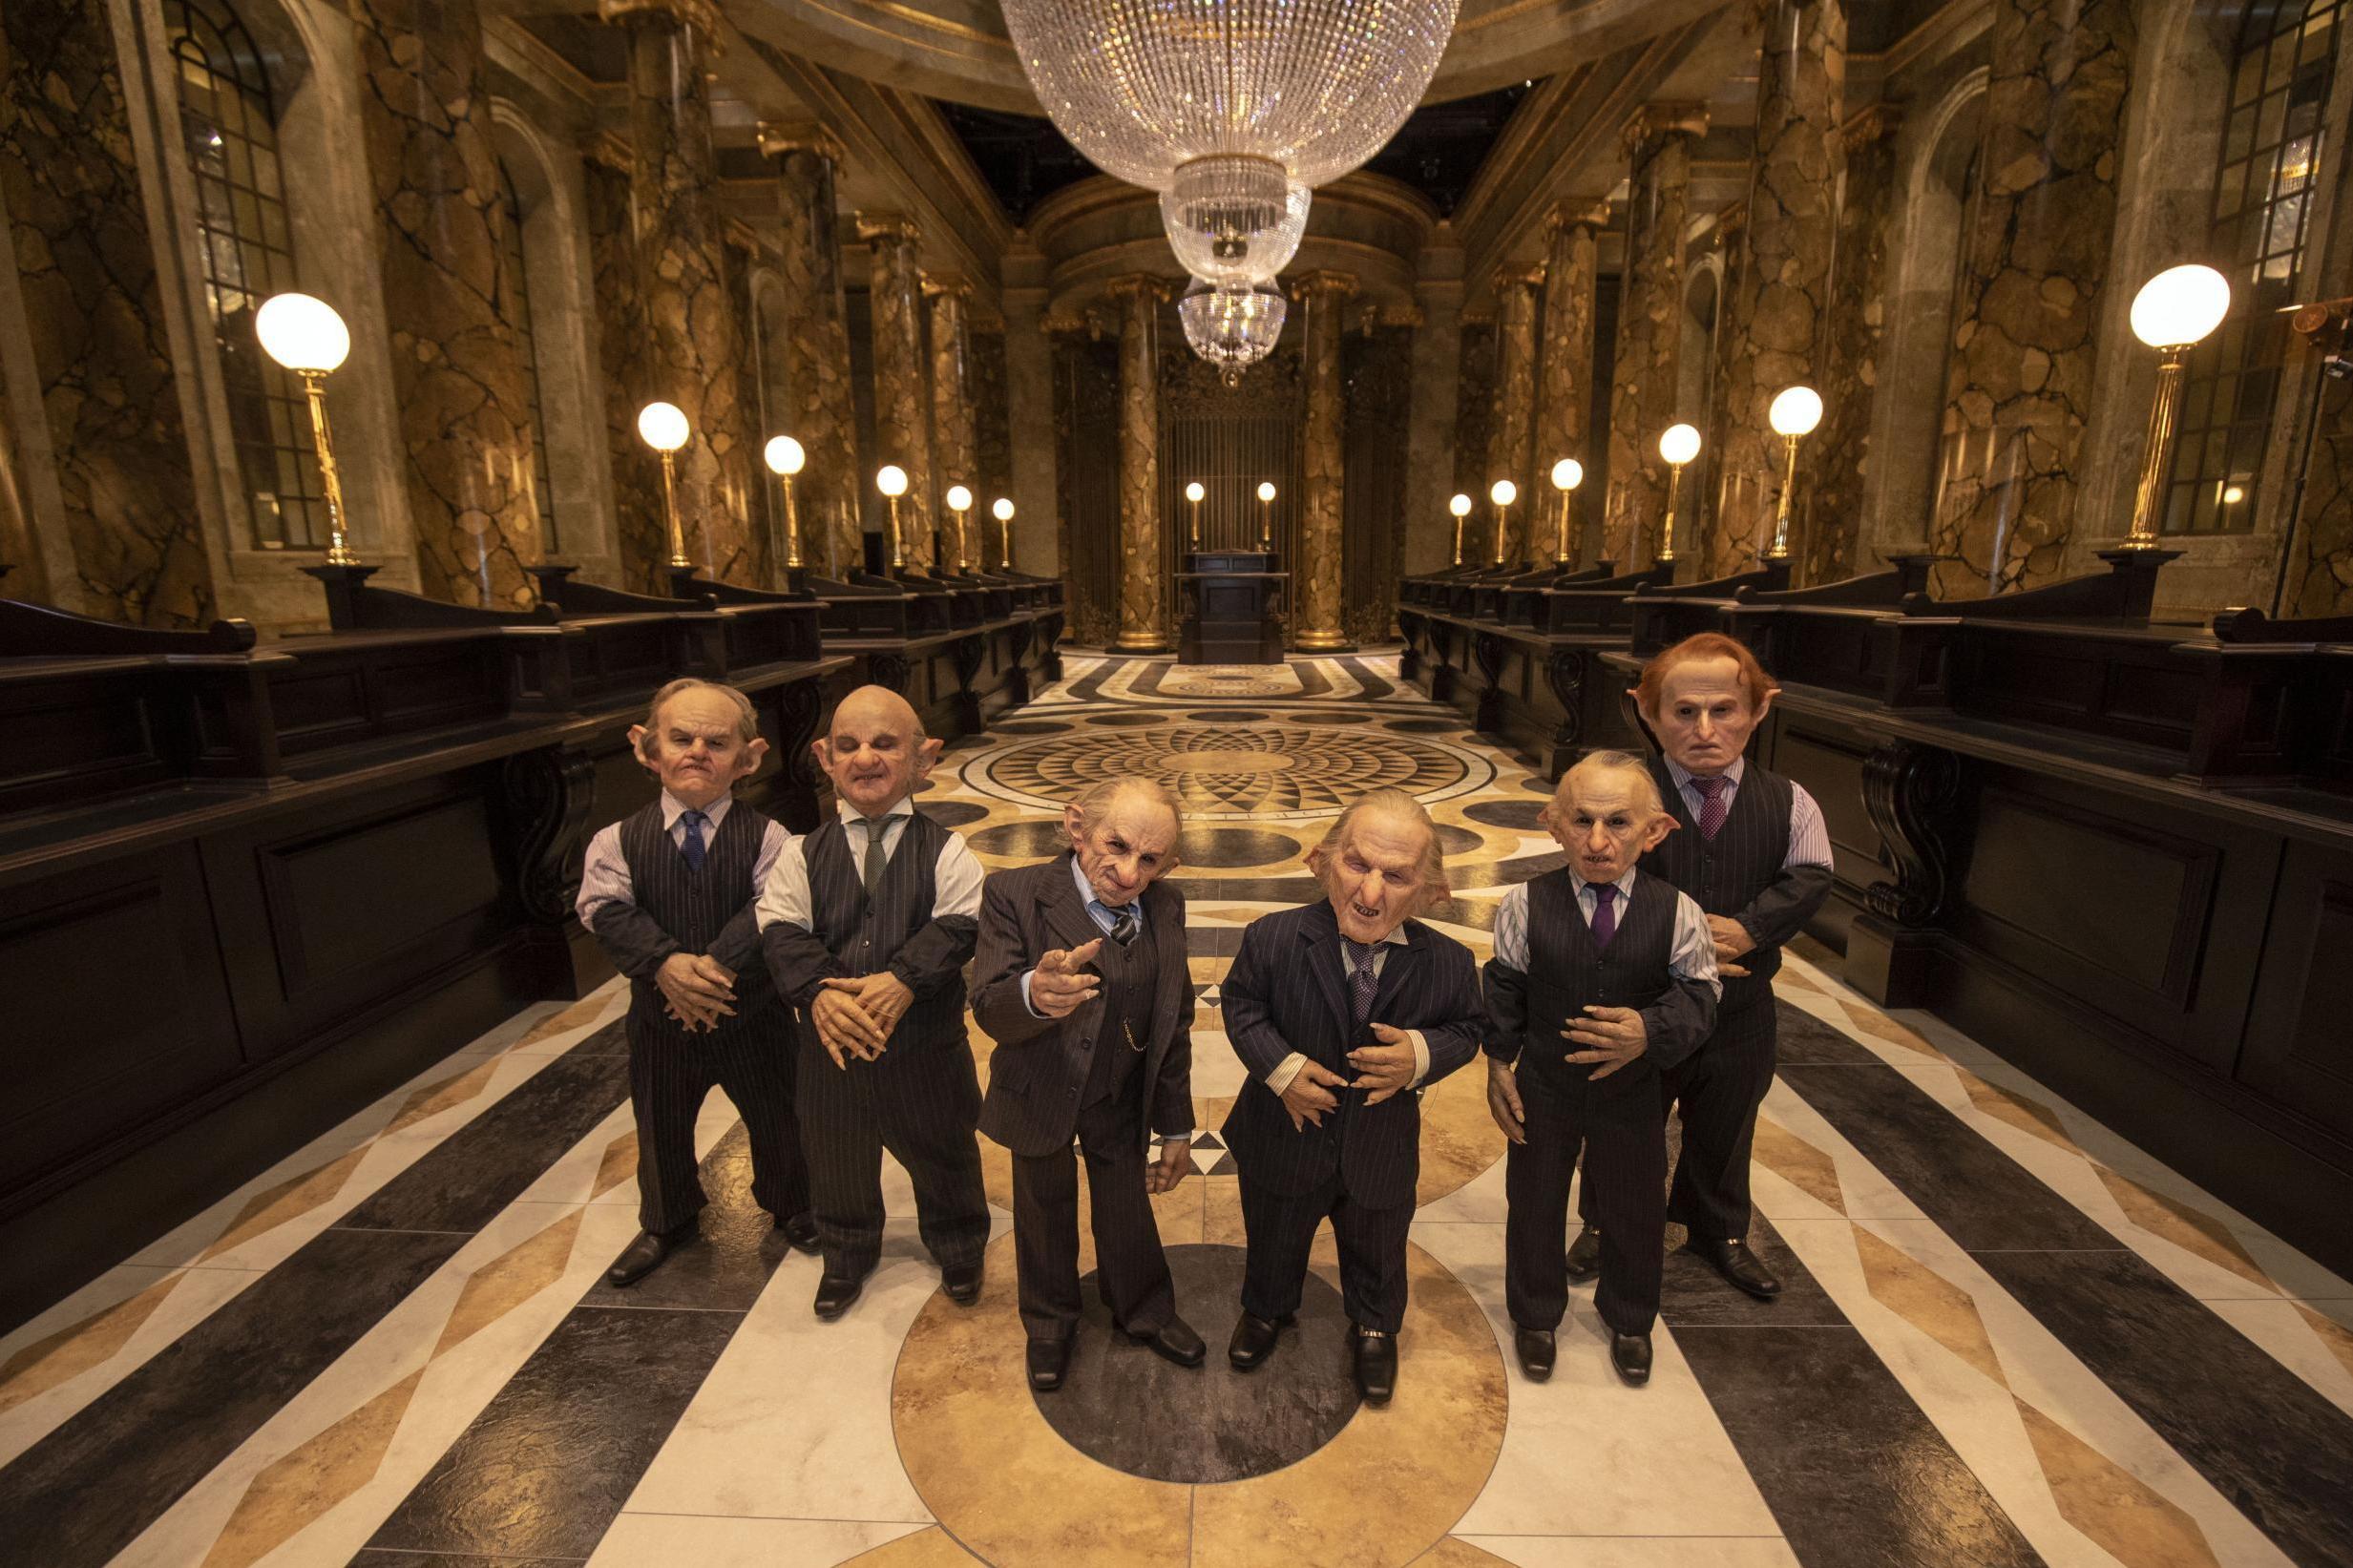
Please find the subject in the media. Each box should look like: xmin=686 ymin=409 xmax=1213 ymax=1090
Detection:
xmin=680 ymin=809 xmax=707 ymax=872
xmin=1692 ymin=775 xmax=1730 ymax=841
xmin=1590 ymin=883 xmax=1618 ymax=949
xmin=1345 ymin=939 xmax=1380 ymax=1024
xmin=861 ymin=818 xmax=888 ymax=899
xmin=1107 ymin=907 xmax=1140 ymax=948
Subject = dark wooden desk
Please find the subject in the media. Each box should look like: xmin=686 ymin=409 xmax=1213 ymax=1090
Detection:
xmin=1179 ymin=552 xmax=1286 ymax=664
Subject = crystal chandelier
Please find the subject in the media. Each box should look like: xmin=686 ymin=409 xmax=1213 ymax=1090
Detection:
xmin=1180 ymin=278 xmax=1287 ymax=387
xmin=1002 ymin=0 xmax=1458 ymax=285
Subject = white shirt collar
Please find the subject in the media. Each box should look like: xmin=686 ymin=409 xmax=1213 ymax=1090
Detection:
xmin=1570 ymin=867 xmax=1640 ymax=899
xmin=1666 ymin=755 xmax=1744 ymax=792
xmin=661 ymin=790 xmax=733 ymax=829
xmin=1070 ymin=854 xmax=1148 ymax=923
xmin=835 ymin=794 xmax=917 ymax=831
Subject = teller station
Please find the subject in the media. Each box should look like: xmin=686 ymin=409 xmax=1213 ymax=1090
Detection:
xmin=0 ymin=563 xmax=1061 ymax=1327
xmin=1397 ymin=544 xmax=2353 ymax=1283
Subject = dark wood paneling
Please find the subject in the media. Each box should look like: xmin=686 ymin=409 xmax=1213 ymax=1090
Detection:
xmin=2242 ymin=844 xmax=2353 ymax=1140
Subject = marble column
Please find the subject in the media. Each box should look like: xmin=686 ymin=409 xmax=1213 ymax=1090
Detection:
xmin=582 ymin=141 xmax=666 ymax=590
xmin=1533 ymin=202 xmax=1609 ymax=565
xmin=759 ymin=121 xmax=862 ymax=577
xmin=1104 ymin=276 xmax=1166 ymax=651
xmin=1294 ymin=270 xmax=1357 ymax=651
xmin=860 ymin=212 xmax=935 ymax=568
xmin=0 ymin=0 xmax=211 ymax=624
xmin=1705 ymin=0 xmax=1846 ymax=577
xmin=1000 ymin=267 xmax=1060 ymax=575
xmin=606 ymin=0 xmax=756 ymax=583
xmin=925 ymin=273 xmax=978 ymax=566
xmin=1606 ymin=104 xmax=1708 ymax=567
xmin=351 ymin=0 xmax=545 ymax=608
xmin=1807 ymin=106 xmax=1902 ymax=585
xmin=1487 ymin=265 xmax=1544 ymax=563
xmin=1400 ymin=267 xmax=1464 ymax=576
xmin=1932 ymin=0 xmax=2135 ymax=596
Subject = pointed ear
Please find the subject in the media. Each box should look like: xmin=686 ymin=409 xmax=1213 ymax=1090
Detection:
xmin=1061 ymin=800 xmax=1086 ymax=847
xmin=914 ymin=735 xmax=944 ymax=778
xmin=1754 ymin=683 xmax=1781 ymax=722
xmin=1643 ymin=812 xmax=1677 ymax=851
xmin=739 ymin=736 xmax=770 ymax=776
xmin=628 ymin=723 xmax=656 ymax=767
xmin=811 ymin=737 xmax=834 ymax=775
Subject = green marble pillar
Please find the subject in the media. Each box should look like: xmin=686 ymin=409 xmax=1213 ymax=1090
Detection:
xmin=1487 ymin=265 xmax=1543 ymax=564
xmin=760 ymin=121 xmax=862 ymax=577
xmin=925 ymin=273 xmax=978 ymax=566
xmin=1532 ymin=202 xmax=1608 ymax=565
xmin=1806 ymin=106 xmax=1901 ymax=586
xmin=1295 ymin=270 xmax=1356 ymax=650
xmin=860 ymin=212 xmax=935 ymax=568
xmin=1605 ymin=104 xmax=1707 ymax=569
xmin=1108 ymin=275 xmax=1166 ymax=650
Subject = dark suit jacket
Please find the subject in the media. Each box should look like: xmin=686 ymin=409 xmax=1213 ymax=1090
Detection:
xmin=1219 ymin=900 xmax=1484 ymax=1210
xmin=970 ymin=853 xmax=1194 ymax=1159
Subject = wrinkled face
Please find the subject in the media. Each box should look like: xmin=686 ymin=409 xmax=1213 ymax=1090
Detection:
xmin=1318 ymin=810 xmax=1439 ymax=945
xmin=815 ymin=697 xmax=936 ymax=816
xmin=1064 ymin=794 xmax=1181 ymax=908
xmin=1546 ymin=769 xmax=1674 ymax=886
xmin=1646 ymin=655 xmax=1769 ymax=777
xmin=632 ymin=687 xmax=764 ymax=810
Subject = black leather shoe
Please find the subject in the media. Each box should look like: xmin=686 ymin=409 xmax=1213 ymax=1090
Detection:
xmin=1027 ymin=1334 xmax=1073 ymax=1392
xmin=1227 ymin=1311 xmax=1292 ymax=1370
xmin=941 ymin=1260 xmax=984 ymax=1305
xmin=1610 ymin=1331 xmax=1652 ymax=1386
xmin=1352 ymin=1325 xmax=1397 ymax=1405
xmin=606 ymin=1229 xmax=679 ymax=1288
xmin=1514 ymin=1327 xmax=1557 ymax=1381
xmin=1687 ymin=1236 xmax=1782 ymax=1300
xmin=776 ymin=1211 xmax=820 ymax=1255
xmin=1123 ymin=1313 xmax=1207 ymax=1368
xmin=813 ymin=1269 xmax=868 ymax=1320
xmin=1565 ymin=1225 xmax=1603 ymax=1284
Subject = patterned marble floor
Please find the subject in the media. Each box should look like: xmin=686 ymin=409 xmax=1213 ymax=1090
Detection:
xmin=4 ymin=654 xmax=2351 ymax=1568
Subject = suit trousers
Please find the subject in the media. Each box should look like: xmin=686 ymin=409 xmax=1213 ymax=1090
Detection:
xmin=1238 ymin=1160 xmax=1412 ymax=1334
xmin=1510 ymin=1066 xmax=1666 ymax=1336
xmin=1010 ymin=1075 xmax=1175 ymax=1344
xmin=796 ymin=1036 xmax=990 ymax=1278
xmin=627 ymin=1014 xmax=809 ymax=1237
xmin=1574 ymin=995 xmax=1779 ymax=1244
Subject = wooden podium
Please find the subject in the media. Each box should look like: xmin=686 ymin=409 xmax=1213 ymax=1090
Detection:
xmin=1177 ymin=550 xmax=1287 ymax=664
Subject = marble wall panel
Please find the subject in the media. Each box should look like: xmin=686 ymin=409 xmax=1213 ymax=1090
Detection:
xmin=1109 ymin=278 xmax=1166 ymax=650
xmin=352 ymin=0 xmax=544 ymax=609
xmin=970 ymin=329 xmax=1012 ymax=566
xmin=1705 ymin=0 xmax=1846 ymax=579
xmin=1930 ymin=0 xmax=2135 ymax=597
xmin=1342 ymin=322 xmax=1415 ymax=644
xmin=1807 ymin=108 xmax=1901 ymax=586
xmin=1606 ymin=109 xmax=1705 ymax=568
xmin=1054 ymin=330 xmax=1121 ymax=645
xmin=926 ymin=277 xmax=978 ymax=566
xmin=616 ymin=0 xmax=757 ymax=584
xmin=1453 ymin=319 xmax=1498 ymax=563
xmin=1486 ymin=267 xmax=1542 ymax=563
xmin=761 ymin=128 xmax=861 ymax=577
xmin=861 ymin=214 xmax=934 ymax=568
xmin=582 ymin=150 xmax=665 ymax=592
xmin=0 ymin=0 xmax=213 ymax=625
xmin=1533 ymin=205 xmax=1607 ymax=567
xmin=1294 ymin=272 xmax=1355 ymax=650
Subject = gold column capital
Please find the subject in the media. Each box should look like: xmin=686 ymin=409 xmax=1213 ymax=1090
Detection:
xmin=580 ymin=129 xmax=635 ymax=173
xmin=1040 ymin=309 xmax=1088 ymax=337
xmin=599 ymin=0 xmax=726 ymax=46
xmin=1546 ymin=198 xmax=1614 ymax=236
xmin=855 ymin=210 xmax=922 ymax=246
xmin=1838 ymin=102 xmax=1904 ymax=152
xmin=1460 ymin=306 xmax=1497 ymax=328
xmin=1492 ymin=262 xmax=1546 ymax=297
xmin=920 ymin=270 xmax=974 ymax=300
xmin=756 ymin=118 xmax=846 ymax=165
xmin=1378 ymin=301 xmax=1424 ymax=329
xmin=1292 ymin=269 xmax=1359 ymax=303
xmin=1622 ymin=101 xmax=1710 ymax=158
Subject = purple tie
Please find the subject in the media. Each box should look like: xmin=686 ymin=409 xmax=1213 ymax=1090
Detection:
xmin=1692 ymin=775 xmax=1729 ymax=841
xmin=1346 ymin=940 xmax=1380 ymax=1024
xmin=1590 ymin=883 xmax=1617 ymax=949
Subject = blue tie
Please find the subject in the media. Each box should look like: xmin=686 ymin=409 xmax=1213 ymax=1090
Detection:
xmin=680 ymin=809 xmax=707 ymax=871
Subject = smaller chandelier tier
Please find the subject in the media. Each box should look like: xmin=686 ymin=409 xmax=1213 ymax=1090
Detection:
xmin=1163 ymin=175 xmax=1312 ymax=288
xmin=1180 ymin=278 xmax=1287 ymax=387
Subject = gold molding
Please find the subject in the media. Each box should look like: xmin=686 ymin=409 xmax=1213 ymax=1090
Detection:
xmin=1547 ymin=198 xmax=1614 ymax=235
xmin=1292 ymin=269 xmax=1361 ymax=302
xmin=855 ymin=210 xmax=923 ymax=245
xmin=921 ymin=269 xmax=973 ymax=298
xmin=1839 ymin=103 xmax=1905 ymax=152
xmin=599 ymin=0 xmax=728 ymax=54
xmin=756 ymin=119 xmax=848 ymax=165
xmin=1622 ymin=100 xmax=1711 ymax=158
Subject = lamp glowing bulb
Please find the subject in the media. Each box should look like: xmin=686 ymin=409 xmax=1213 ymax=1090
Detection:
xmin=1549 ymin=458 xmax=1584 ymax=491
xmin=1185 ymin=481 xmax=1205 ymax=503
xmin=1768 ymin=386 xmax=1823 ymax=438
xmin=1659 ymin=423 xmax=1702 ymax=467
xmin=255 ymin=292 xmax=351 ymax=374
xmin=2222 ymin=484 xmax=2246 ymax=505
xmin=992 ymin=497 xmax=1015 ymax=522
xmin=876 ymin=464 xmax=909 ymax=498
xmin=764 ymin=434 xmax=805 ymax=475
xmin=945 ymin=483 xmax=973 ymax=512
xmin=637 ymin=401 xmax=689 ymax=452
xmin=1449 ymin=492 xmax=1472 ymax=518
xmin=1490 ymin=479 xmax=1519 ymax=508
xmin=2131 ymin=264 xmax=2231 ymax=349
xmin=1257 ymin=481 xmax=1277 ymax=503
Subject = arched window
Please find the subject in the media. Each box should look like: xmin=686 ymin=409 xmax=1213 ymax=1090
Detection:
xmin=163 ymin=0 xmax=326 ymax=551
xmin=498 ymin=164 xmax=558 ymax=553
xmin=2162 ymin=0 xmax=2344 ymax=534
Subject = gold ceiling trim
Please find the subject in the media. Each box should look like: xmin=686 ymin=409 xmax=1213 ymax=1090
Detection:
xmin=788 ymin=0 xmax=1018 ymax=54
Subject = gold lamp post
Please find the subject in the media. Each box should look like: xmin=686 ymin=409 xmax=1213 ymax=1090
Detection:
xmin=876 ymin=463 xmax=909 ymax=569
xmin=2125 ymin=263 xmax=2232 ymax=548
xmin=992 ymin=496 xmax=1015 ymax=570
xmin=1656 ymin=422 xmax=1701 ymax=563
xmin=255 ymin=292 xmax=359 ymax=564
xmin=1256 ymin=480 xmax=1276 ymax=551
xmin=636 ymin=401 xmax=693 ymax=567
xmin=1488 ymin=478 xmax=1518 ymax=566
xmin=1185 ymin=480 xmax=1205 ymax=548
xmin=1547 ymin=458 xmax=1585 ymax=567
xmin=1448 ymin=491 xmax=1472 ymax=566
xmin=764 ymin=434 xmax=806 ymax=574
xmin=944 ymin=483 xmax=974 ymax=569
xmin=1765 ymin=387 xmax=1821 ymax=561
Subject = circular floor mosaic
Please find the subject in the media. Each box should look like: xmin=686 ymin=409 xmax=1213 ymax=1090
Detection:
xmin=972 ymin=725 xmax=1491 ymax=821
